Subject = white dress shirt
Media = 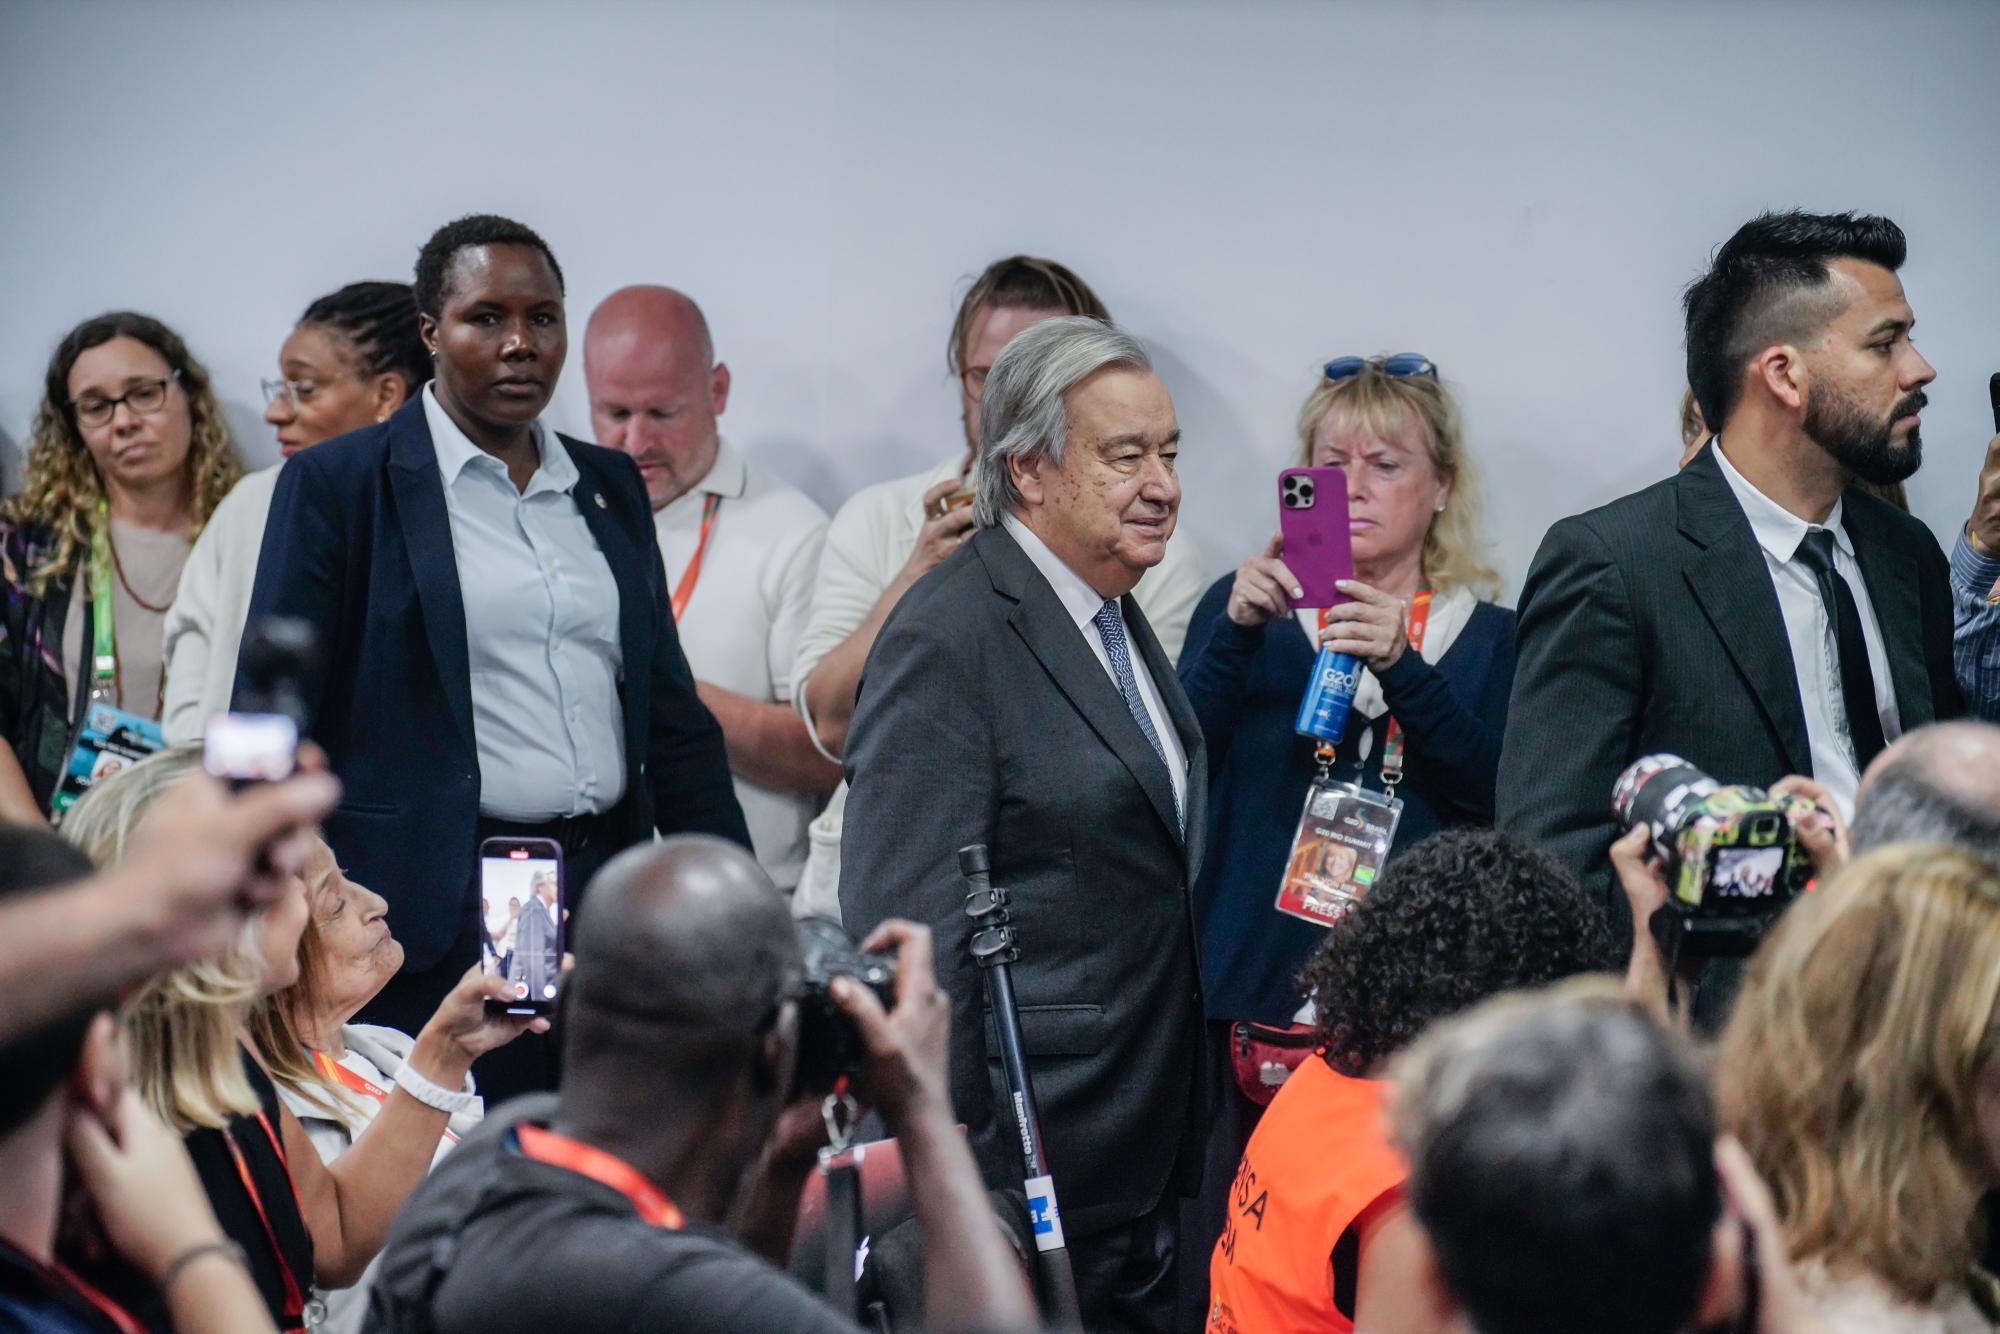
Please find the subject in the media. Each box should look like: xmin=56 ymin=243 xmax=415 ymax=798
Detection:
xmin=1713 ymin=441 xmax=1899 ymax=817
xmin=1001 ymin=514 xmax=1189 ymax=814
xmin=654 ymin=437 xmax=828 ymax=890
xmin=424 ymin=386 xmax=625 ymax=821
xmin=161 ymin=465 xmax=282 ymax=743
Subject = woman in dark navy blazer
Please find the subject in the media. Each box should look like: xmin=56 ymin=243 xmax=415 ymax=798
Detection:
xmin=1175 ymin=356 xmax=1514 ymax=1299
xmin=240 ymin=215 xmax=747 ymax=1096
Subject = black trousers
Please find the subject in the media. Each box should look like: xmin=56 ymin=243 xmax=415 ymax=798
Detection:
xmin=356 ymin=810 xmax=624 ymax=1106
xmin=1068 ymin=1193 xmax=1181 ymax=1333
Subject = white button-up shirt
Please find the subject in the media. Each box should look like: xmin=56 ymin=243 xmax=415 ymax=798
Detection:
xmin=1713 ymin=441 xmax=1899 ymax=817
xmin=424 ymin=386 xmax=625 ymax=821
xmin=1001 ymin=513 xmax=1189 ymax=815
xmin=654 ymin=437 xmax=828 ymax=889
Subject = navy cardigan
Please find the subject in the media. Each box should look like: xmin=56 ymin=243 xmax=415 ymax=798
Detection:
xmin=1177 ymin=576 xmax=1516 ymax=1025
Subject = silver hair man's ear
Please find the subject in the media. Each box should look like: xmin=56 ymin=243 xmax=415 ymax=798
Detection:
xmin=971 ymin=316 xmax=1152 ymax=528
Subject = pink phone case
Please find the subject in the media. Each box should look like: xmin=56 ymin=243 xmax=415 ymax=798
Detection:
xmin=1277 ymin=466 xmax=1354 ymax=609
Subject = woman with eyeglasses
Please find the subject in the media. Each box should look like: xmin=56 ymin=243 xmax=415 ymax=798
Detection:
xmin=162 ymin=282 xmax=428 ymax=743
xmin=0 ymin=311 xmax=242 ymax=823
xmin=1175 ymin=357 xmax=1515 ymax=1301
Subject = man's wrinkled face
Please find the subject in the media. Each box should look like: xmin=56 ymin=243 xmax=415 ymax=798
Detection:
xmin=1016 ymin=366 xmax=1180 ymax=598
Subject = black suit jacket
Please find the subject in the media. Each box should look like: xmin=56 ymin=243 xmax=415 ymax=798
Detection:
xmin=1497 ymin=442 xmax=1962 ymax=917
xmin=239 ymin=397 xmax=748 ymax=972
xmin=838 ymin=525 xmax=1210 ymax=1238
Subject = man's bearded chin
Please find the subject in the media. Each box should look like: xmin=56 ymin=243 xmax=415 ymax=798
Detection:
xmin=1804 ymin=380 xmax=1925 ymax=486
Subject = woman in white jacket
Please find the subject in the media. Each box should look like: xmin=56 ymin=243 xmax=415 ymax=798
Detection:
xmin=161 ymin=282 xmax=428 ymax=741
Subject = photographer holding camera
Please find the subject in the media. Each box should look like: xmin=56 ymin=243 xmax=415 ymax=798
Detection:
xmin=369 ymin=836 xmax=1034 ymax=1334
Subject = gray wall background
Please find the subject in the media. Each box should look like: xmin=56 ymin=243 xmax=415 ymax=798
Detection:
xmin=4 ymin=0 xmax=1997 ymax=593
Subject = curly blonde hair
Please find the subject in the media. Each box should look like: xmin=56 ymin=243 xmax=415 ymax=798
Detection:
xmin=1 ymin=312 xmax=242 ymax=595
xmin=1717 ymin=843 xmax=2000 ymax=1304
xmin=1295 ymin=361 xmax=1501 ymax=601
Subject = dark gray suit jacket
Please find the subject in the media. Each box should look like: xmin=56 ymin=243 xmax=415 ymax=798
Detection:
xmin=1498 ymin=442 xmax=1962 ymax=925
xmin=839 ymin=525 xmax=1210 ymax=1239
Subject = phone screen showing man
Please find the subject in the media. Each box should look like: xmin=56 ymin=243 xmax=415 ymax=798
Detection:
xmin=479 ymin=838 xmax=565 ymax=1014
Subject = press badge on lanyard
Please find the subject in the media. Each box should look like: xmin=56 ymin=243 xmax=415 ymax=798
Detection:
xmin=52 ymin=512 xmax=164 ymax=819
xmin=1275 ymin=589 xmax=1431 ymax=929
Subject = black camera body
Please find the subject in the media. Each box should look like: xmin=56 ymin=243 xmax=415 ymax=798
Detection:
xmin=792 ymin=916 xmax=898 ymax=1097
xmin=1612 ymin=754 xmax=1814 ymax=958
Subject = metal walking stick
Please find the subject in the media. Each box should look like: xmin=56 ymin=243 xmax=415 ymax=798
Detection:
xmin=958 ymin=843 xmax=1083 ymax=1328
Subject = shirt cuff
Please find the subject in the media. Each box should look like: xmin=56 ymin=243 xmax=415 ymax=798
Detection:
xmin=1952 ymin=530 xmax=2000 ymax=603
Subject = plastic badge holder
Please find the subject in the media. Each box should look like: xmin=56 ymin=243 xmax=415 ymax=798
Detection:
xmin=1275 ymin=780 xmax=1402 ymax=928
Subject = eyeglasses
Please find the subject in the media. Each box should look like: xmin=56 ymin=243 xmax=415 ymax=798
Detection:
xmin=262 ymin=374 xmax=356 ymax=410
xmin=1323 ymin=353 xmax=1438 ymax=382
xmin=70 ymin=369 xmax=180 ymax=429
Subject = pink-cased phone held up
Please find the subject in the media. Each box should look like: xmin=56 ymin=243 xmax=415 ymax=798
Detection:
xmin=1278 ymin=466 xmax=1355 ymax=609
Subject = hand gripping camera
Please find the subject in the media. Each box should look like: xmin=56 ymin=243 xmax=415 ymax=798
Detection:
xmin=791 ymin=916 xmax=898 ymax=1097
xmin=1611 ymin=754 xmax=1815 ymax=958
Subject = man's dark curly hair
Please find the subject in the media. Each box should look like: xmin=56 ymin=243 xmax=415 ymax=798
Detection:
xmin=1301 ymin=829 xmax=1618 ymax=1077
xmin=413 ymin=213 xmax=565 ymax=318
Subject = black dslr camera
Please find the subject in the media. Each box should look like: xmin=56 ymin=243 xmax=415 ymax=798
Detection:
xmin=1612 ymin=754 xmax=1815 ymax=958
xmin=792 ymin=916 xmax=898 ymax=1096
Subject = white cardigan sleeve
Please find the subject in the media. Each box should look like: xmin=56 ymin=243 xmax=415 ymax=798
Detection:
xmin=161 ymin=467 xmax=281 ymax=744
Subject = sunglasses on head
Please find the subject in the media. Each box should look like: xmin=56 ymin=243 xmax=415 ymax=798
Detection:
xmin=1323 ymin=353 xmax=1438 ymax=382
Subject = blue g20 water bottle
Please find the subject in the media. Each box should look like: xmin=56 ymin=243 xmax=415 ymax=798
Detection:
xmin=1295 ymin=645 xmax=1361 ymax=745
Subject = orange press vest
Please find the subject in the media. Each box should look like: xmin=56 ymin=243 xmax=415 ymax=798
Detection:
xmin=1205 ymin=1059 xmax=1406 ymax=1334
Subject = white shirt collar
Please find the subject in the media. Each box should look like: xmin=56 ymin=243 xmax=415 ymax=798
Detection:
xmin=423 ymin=383 xmax=578 ymax=495
xmin=690 ymin=436 xmax=747 ymax=501
xmin=1001 ymin=513 xmax=1111 ymax=633
xmin=1712 ymin=437 xmax=1853 ymax=563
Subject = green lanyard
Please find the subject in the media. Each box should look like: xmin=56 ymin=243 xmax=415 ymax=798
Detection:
xmin=87 ymin=501 xmax=119 ymax=705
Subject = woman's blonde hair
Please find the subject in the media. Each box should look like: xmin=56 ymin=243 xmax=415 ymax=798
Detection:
xmin=61 ymin=745 xmax=263 ymax=1131
xmin=246 ymin=858 xmax=365 ymax=1125
xmin=1295 ymin=363 xmax=1501 ymax=600
xmin=1717 ymin=844 xmax=2000 ymax=1303
xmin=1 ymin=311 xmax=242 ymax=595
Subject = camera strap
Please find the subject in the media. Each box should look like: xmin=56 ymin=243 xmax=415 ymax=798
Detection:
xmin=817 ymin=1089 xmax=864 ymax=1319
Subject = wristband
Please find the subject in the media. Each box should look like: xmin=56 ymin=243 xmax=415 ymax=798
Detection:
xmin=159 ymin=1239 xmax=246 ymax=1292
xmin=394 ymin=1059 xmax=476 ymax=1116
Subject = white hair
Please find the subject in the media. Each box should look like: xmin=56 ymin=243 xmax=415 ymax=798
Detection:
xmin=972 ymin=315 xmax=1152 ymax=527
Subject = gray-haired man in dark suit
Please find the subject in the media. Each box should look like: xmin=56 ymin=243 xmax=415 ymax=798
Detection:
xmin=839 ymin=316 xmax=1209 ymax=1331
xmin=508 ymin=873 xmax=561 ymax=1004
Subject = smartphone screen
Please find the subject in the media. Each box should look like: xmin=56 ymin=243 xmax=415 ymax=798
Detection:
xmin=203 ymin=712 xmax=299 ymax=784
xmin=479 ymin=837 xmax=565 ymax=1014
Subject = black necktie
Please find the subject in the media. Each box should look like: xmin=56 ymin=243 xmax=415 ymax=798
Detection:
xmin=1795 ymin=528 xmax=1886 ymax=770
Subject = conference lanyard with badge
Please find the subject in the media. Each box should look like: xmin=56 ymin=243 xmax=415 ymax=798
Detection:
xmin=51 ymin=505 xmax=165 ymax=819
xmin=1274 ymin=588 xmax=1432 ymax=929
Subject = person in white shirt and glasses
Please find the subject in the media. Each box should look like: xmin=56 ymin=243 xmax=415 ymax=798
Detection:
xmin=583 ymin=286 xmax=838 ymax=896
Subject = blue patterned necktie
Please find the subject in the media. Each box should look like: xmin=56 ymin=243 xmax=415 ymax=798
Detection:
xmin=1092 ymin=600 xmax=1182 ymax=824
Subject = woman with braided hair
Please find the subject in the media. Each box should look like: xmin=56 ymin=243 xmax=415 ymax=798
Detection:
xmin=162 ymin=282 xmax=429 ymax=741
xmin=0 ymin=311 xmax=242 ymax=821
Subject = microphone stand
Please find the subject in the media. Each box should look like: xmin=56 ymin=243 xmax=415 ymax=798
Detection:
xmin=959 ymin=843 xmax=1083 ymax=1329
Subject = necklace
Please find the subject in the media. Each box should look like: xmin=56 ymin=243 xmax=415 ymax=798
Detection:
xmin=106 ymin=528 xmax=173 ymax=615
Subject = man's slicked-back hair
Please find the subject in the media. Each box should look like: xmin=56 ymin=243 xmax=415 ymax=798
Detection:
xmin=413 ymin=213 xmax=565 ymax=318
xmin=948 ymin=255 xmax=1110 ymax=377
xmin=1682 ymin=209 xmax=1906 ymax=430
xmin=0 ymin=826 xmax=102 ymax=1138
xmin=1392 ymin=982 xmax=1721 ymax=1334
xmin=972 ymin=316 xmax=1151 ymax=528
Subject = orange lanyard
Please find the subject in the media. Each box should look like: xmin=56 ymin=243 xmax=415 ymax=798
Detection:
xmin=515 ymin=1124 xmax=685 ymax=1229
xmin=670 ymin=494 xmax=722 ymax=621
xmin=47 ymin=1257 xmax=147 ymax=1334
xmin=307 ymin=1049 xmax=457 ymax=1142
xmin=223 ymin=1109 xmax=307 ymax=1327
xmin=1318 ymin=587 xmax=1433 ymax=789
